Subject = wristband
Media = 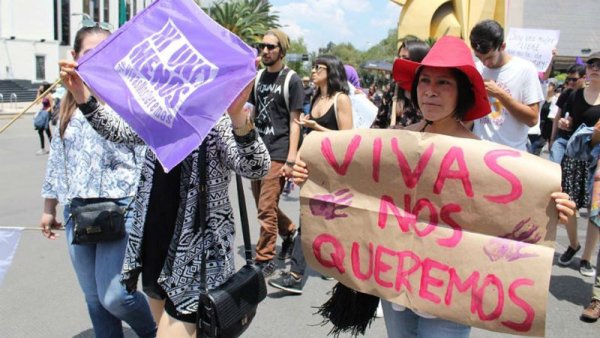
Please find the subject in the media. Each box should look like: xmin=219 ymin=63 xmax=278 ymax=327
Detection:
xmin=232 ymin=118 xmax=254 ymax=136
xmin=285 ymin=161 xmax=295 ymax=167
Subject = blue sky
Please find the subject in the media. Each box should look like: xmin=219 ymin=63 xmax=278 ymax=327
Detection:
xmin=270 ymin=0 xmax=401 ymax=52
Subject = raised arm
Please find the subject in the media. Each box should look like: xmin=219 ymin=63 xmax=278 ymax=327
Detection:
xmin=59 ymin=60 xmax=144 ymax=145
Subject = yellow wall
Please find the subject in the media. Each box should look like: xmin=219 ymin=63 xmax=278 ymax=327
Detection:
xmin=393 ymin=0 xmax=505 ymax=46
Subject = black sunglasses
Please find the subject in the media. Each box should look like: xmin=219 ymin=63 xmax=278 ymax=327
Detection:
xmin=565 ymin=77 xmax=580 ymax=83
xmin=257 ymin=43 xmax=279 ymax=51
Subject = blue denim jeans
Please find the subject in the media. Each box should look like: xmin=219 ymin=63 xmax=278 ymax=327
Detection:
xmin=550 ymin=137 xmax=568 ymax=164
xmin=65 ymin=197 xmax=156 ymax=338
xmin=303 ymin=103 xmax=311 ymax=115
xmin=381 ymin=300 xmax=471 ymax=338
xmin=527 ymin=134 xmax=546 ymax=156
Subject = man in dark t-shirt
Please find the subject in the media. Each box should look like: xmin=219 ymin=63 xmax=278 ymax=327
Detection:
xmin=248 ymin=29 xmax=304 ymax=276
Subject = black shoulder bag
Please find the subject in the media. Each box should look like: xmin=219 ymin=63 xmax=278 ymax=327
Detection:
xmin=196 ymin=143 xmax=267 ymax=338
xmin=63 ymin=140 xmax=130 ymax=245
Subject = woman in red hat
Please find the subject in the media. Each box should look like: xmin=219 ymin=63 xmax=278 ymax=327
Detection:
xmin=292 ymin=36 xmax=575 ymax=337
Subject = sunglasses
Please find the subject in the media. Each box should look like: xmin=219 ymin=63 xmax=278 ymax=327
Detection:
xmin=311 ymin=64 xmax=327 ymax=72
xmin=257 ymin=43 xmax=279 ymax=51
xmin=587 ymin=61 xmax=600 ymax=69
xmin=565 ymin=77 xmax=580 ymax=83
xmin=81 ymin=17 xmax=113 ymax=31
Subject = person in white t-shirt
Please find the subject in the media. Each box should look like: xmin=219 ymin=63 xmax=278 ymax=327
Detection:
xmin=468 ymin=20 xmax=544 ymax=150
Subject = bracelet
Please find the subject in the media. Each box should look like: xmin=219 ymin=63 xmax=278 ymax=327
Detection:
xmin=232 ymin=118 xmax=254 ymax=136
xmin=285 ymin=161 xmax=295 ymax=167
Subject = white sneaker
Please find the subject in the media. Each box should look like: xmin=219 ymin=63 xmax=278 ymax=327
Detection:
xmin=580 ymin=260 xmax=596 ymax=277
xmin=35 ymin=149 xmax=46 ymax=155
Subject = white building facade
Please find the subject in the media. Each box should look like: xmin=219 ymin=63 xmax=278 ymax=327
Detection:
xmin=0 ymin=0 xmax=155 ymax=83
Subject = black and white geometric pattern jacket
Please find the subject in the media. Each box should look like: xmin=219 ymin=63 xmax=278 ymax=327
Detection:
xmin=80 ymin=98 xmax=270 ymax=314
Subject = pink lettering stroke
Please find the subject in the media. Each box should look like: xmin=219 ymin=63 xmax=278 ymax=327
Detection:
xmin=309 ymin=188 xmax=354 ymax=220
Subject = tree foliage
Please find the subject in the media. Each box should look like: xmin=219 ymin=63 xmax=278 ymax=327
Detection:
xmin=287 ymin=37 xmax=310 ymax=77
xmin=206 ymin=0 xmax=280 ymax=45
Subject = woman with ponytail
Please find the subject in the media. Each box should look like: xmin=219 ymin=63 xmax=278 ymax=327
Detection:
xmin=39 ymin=25 xmax=156 ymax=338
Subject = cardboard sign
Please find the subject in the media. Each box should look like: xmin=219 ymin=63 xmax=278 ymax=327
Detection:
xmin=299 ymin=129 xmax=561 ymax=337
xmin=506 ymin=28 xmax=560 ymax=72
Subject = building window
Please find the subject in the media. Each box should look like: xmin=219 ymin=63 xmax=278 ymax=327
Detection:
xmin=83 ymin=0 xmax=90 ymax=15
xmin=126 ymin=0 xmax=132 ymax=19
xmin=54 ymin=0 xmax=59 ymax=41
xmin=36 ymin=56 xmax=46 ymax=81
xmin=103 ymin=0 xmax=110 ymax=22
xmin=61 ymin=0 xmax=70 ymax=46
xmin=93 ymin=0 xmax=100 ymax=21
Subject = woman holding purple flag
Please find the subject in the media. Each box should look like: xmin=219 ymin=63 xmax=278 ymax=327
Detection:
xmin=59 ymin=57 xmax=270 ymax=337
xmin=39 ymin=25 xmax=157 ymax=338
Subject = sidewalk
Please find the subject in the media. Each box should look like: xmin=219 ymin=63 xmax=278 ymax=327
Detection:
xmin=0 ymin=101 xmax=36 ymax=116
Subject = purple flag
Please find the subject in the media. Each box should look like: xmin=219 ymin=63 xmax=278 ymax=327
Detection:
xmin=76 ymin=0 xmax=257 ymax=171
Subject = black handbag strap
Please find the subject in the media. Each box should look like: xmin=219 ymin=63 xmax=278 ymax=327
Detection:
xmin=235 ymin=173 xmax=253 ymax=264
xmin=198 ymin=142 xmax=254 ymax=296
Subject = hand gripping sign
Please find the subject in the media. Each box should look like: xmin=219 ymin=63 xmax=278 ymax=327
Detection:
xmin=300 ymin=129 xmax=561 ymax=337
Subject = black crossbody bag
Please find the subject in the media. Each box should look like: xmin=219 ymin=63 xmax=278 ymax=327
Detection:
xmin=63 ymin=140 xmax=129 ymax=245
xmin=196 ymin=143 xmax=267 ymax=338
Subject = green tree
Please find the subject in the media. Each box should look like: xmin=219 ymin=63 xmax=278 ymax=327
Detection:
xmin=287 ymin=37 xmax=310 ymax=77
xmin=316 ymin=41 xmax=362 ymax=68
xmin=207 ymin=0 xmax=280 ymax=45
xmin=361 ymin=29 xmax=399 ymax=64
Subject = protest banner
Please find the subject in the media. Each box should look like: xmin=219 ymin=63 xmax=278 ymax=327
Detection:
xmin=76 ymin=0 xmax=257 ymax=172
xmin=0 ymin=227 xmax=23 ymax=286
xmin=300 ymin=129 xmax=561 ymax=336
xmin=506 ymin=28 xmax=560 ymax=72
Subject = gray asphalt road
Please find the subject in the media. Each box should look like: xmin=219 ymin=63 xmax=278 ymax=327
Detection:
xmin=0 ymin=113 xmax=598 ymax=337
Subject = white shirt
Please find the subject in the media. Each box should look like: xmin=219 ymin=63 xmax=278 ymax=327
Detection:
xmin=473 ymin=56 xmax=544 ymax=150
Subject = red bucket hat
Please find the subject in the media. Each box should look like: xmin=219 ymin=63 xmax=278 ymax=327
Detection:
xmin=392 ymin=36 xmax=490 ymax=121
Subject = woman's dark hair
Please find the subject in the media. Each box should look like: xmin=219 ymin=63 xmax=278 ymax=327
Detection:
xmin=60 ymin=26 xmax=110 ymax=138
xmin=469 ymin=19 xmax=504 ymax=54
xmin=311 ymin=55 xmax=349 ymax=107
xmin=41 ymin=82 xmax=52 ymax=93
xmin=398 ymin=39 xmax=431 ymax=62
xmin=567 ymin=64 xmax=586 ymax=77
xmin=410 ymin=66 xmax=475 ymax=121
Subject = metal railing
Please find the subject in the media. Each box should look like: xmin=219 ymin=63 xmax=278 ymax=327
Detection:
xmin=9 ymin=93 xmax=17 ymax=108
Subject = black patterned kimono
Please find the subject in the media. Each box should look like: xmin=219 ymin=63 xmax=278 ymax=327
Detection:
xmin=80 ymin=98 xmax=270 ymax=314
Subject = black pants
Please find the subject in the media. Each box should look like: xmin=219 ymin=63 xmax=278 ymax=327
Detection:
xmin=37 ymin=127 xmax=51 ymax=149
xmin=290 ymin=226 xmax=306 ymax=276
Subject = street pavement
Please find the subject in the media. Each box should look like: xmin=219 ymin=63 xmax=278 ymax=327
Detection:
xmin=0 ymin=110 xmax=598 ymax=337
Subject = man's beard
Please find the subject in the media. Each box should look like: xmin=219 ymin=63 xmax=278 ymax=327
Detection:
xmin=262 ymin=57 xmax=277 ymax=66
xmin=262 ymin=51 xmax=281 ymax=66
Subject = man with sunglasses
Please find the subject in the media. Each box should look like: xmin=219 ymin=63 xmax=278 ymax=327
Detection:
xmin=549 ymin=63 xmax=587 ymax=164
xmin=468 ymin=20 xmax=544 ymax=151
xmin=248 ymin=29 xmax=304 ymax=277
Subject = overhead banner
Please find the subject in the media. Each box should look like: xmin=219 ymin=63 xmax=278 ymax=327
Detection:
xmin=76 ymin=0 xmax=257 ymax=171
xmin=506 ymin=28 xmax=560 ymax=72
xmin=300 ymin=129 xmax=561 ymax=336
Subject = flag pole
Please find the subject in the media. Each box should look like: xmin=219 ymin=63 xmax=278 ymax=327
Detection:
xmin=0 ymin=78 xmax=62 ymax=134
